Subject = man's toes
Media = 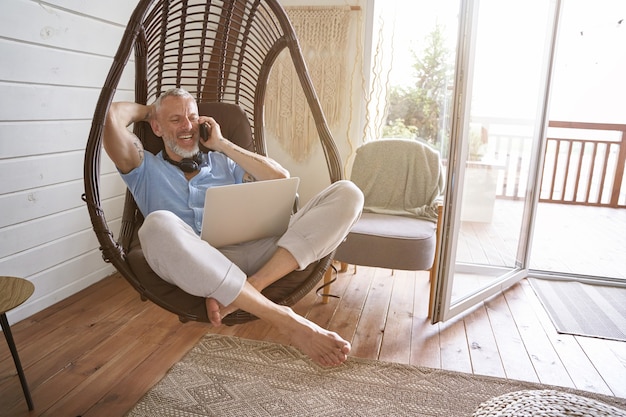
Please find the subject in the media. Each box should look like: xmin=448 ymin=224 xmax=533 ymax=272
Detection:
xmin=205 ymin=298 xmax=222 ymax=326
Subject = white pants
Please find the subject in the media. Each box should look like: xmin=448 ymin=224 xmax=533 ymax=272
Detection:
xmin=138 ymin=180 xmax=363 ymax=306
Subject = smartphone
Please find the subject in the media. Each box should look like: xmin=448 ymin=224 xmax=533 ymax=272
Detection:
xmin=200 ymin=123 xmax=210 ymax=141
xmin=198 ymin=123 xmax=211 ymax=153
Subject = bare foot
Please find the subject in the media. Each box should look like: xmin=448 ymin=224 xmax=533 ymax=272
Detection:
xmin=218 ymin=303 xmax=238 ymax=321
xmin=205 ymin=298 xmax=222 ymax=327
xmin=209 ymin=299 xmax=351 ymax=366
xmin=206 ymin=280 xmax=350 ymax=366
xmin=281 ymin=308 xmax=351 ymax=367
xmin=208 ymin=276 xmax=266 ymax=326
xmin=206 ymin=298 xmax=252 ymax=326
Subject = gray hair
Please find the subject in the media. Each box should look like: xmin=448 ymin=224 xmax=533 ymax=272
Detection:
xmin=153 ymin=88 xmax=194 ymax=112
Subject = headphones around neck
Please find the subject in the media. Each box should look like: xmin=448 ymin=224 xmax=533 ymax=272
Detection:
xmin=163 ymin=151 xmax=204 ymax=173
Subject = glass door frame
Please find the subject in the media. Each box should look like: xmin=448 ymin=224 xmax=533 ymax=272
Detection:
xmin=430 ymin=0 xmax=562 ymax=323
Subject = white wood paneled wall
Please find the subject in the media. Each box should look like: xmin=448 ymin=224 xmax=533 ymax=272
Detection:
xmin=0 ymin=0 xmax=139 ymax=324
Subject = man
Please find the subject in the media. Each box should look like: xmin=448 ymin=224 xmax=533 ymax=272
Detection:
xmin=103 ymin=88 xmax=363 ymax=366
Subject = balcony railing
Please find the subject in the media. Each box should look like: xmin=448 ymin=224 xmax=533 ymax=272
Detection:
xmin=541 ymin=121 xmax=626 ymax=208
xmin=473 ymin=119 xmax=626 ymax=208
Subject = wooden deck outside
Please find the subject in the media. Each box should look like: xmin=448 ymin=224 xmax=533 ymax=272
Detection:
xmin=458 ymin=198 xmax=626 ymax=280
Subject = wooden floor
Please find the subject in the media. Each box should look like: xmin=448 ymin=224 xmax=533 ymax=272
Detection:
xmin=1 ymin=267 xmax=624 ymax=416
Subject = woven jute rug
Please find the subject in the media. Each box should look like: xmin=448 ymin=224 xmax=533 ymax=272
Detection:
xmin=126 ymin=334 xmax=626 ymax=417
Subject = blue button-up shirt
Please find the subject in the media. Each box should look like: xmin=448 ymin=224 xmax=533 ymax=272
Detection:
xmin=121 ymin=151 xmax=245 ymax=235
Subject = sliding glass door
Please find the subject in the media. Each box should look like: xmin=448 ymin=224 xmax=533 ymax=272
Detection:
xmin=530 ymin=0 xmax=626 ymax=284
xmin=431 ymin=0 xmax=560 ymax=321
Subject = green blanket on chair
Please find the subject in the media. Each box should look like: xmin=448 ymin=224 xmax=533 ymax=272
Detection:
xmin=350 ymin=139 xmax=444 ymax=222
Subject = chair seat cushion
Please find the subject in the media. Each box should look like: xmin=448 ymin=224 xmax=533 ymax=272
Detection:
xmin=334 ymin=212 xmax=436 ymax=271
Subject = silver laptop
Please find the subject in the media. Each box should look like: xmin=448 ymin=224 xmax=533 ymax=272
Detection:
xmin=200 ymin=177 xmax=300 ymax=248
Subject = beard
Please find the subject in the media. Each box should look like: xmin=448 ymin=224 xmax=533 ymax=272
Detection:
xmin=163 ymin=136 xmax=199 ymax=159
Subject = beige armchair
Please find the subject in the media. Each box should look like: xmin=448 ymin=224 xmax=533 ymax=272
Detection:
xmin=321 ymin=139 xmax=444 ymax=301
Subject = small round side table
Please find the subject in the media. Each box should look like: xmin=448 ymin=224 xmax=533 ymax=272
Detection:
xmin=0 ymin=276 xmax=35 ymax=411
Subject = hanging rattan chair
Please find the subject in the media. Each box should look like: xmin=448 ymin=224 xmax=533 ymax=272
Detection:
xmin=83 ymin=0 xmax=343 ymax=325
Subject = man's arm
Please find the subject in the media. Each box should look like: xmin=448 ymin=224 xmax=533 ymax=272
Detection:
xmin=200 ymin=116 xmax=289 ymax=181
xmin=103 ymin=102 xmax=153 ymax=174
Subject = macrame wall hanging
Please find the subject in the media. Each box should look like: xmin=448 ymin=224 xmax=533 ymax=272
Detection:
xmin=266 ymin=6 xmax=353 ymax=162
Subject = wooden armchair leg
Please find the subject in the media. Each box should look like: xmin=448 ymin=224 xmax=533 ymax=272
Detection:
xmin=428 ymin=202 xmax=444 ymax=319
